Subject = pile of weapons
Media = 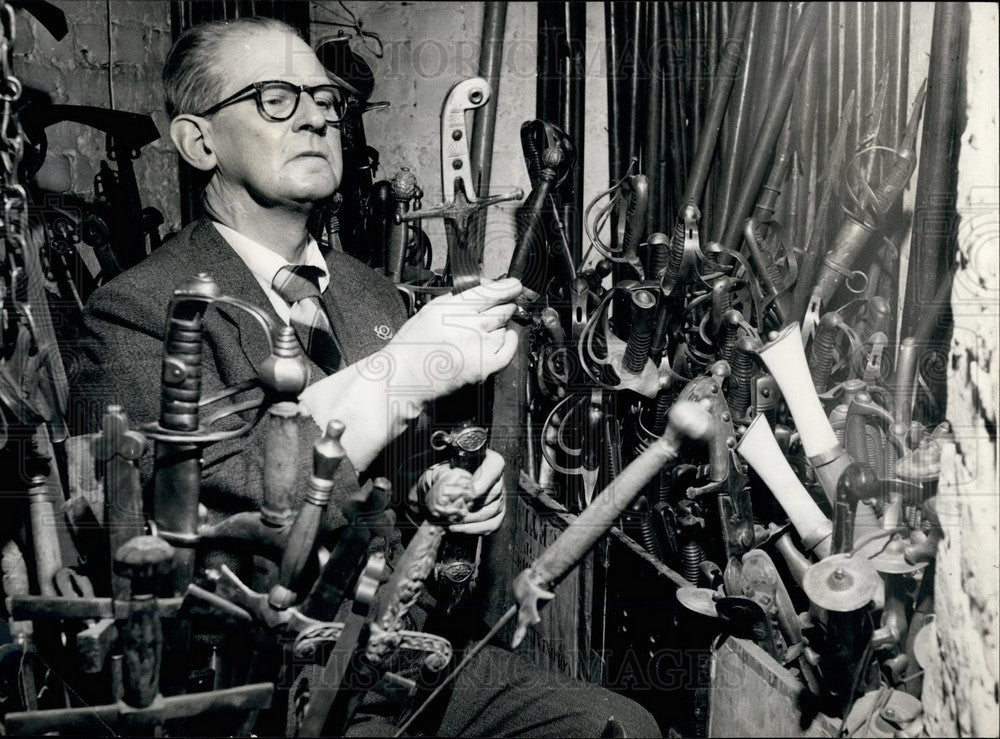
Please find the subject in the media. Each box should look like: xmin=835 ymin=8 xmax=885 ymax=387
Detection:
xmin=366 ymin=5 xmax=953 ymax=727
xmin=1 ymin=2 xmax=965 ymax=735
xmin=490 ymin=2 xmax=954 ymax=732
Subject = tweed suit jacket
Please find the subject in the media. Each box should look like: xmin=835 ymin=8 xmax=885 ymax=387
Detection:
xmin=71 ymin=217 xmax=412 ymax=533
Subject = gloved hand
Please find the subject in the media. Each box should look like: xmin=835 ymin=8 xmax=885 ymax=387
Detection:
xmin=410 ymin=449 xmax=507 ymax=535
xmin=370 ymin=278 xmax=522 ymax=404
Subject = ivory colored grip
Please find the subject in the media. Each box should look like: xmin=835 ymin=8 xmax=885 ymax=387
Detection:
xmin=758 ymin=322 xmax=839 ymax=456
xmin=736 ymin=414 xmax=832 ymax=558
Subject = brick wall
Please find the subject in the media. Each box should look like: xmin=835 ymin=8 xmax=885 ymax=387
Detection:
xmin=310 ymin=1 xmax=611 ymax=278
xmin=12 ymin=0 xmax=180 ymax=232
xmin=922 ymin=4 xmax=1000 ymax=735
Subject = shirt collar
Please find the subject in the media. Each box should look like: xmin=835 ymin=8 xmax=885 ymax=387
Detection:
xmin=212 ymin=221 xmax=329 ymax=292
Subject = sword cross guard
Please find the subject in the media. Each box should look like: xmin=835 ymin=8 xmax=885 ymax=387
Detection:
xmin=395 ymin=76 xmax=523 ymax=236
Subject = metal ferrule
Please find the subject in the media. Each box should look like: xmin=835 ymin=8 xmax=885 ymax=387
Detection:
xmin=305 ymin=479 xmax=335 ymax=508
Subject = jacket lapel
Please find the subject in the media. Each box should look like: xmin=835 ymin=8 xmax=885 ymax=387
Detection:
xmin=188 ymin=219 xmax=280 ymax=380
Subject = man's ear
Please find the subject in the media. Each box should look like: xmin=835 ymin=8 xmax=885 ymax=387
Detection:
xmin=169 ymin=115 xmax=217 ymax=172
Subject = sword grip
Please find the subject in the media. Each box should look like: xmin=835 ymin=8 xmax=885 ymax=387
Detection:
xmin=272 ymin=422 xmax=346 ymax=607
xmin=114 ymin=535 xmax=175 ymax=709
xmin=509 ymin=172 xmax=554 ymax=284
xmin=261 ymin=402 xmax=299 ymax=528
xmin=154 ymin=275 xmax=218 ymax=595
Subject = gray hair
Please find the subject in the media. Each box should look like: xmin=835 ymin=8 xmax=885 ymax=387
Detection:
xmin=163 ymin=17 xmax=302 ymax=119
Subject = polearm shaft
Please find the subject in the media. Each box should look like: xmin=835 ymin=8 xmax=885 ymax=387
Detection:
xmin=718 ymin=2 xmax=821 ymax=261
xmin=681 ymin=1 xmax=751 ymax=211
xmin=467 ymin=2 xmax=507 ymax=255
xmin=900 ymin=1 xmax=967 ymax=339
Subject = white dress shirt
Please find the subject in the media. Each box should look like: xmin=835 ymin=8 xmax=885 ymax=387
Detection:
xmin=212 ymin=221 xmax=330 ymax=325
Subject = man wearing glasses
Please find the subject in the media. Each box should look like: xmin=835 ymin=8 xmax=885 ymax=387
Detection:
xmin=72 ymin=17 xmax=659 ymax=738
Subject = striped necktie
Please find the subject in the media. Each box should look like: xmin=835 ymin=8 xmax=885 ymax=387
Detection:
xmin=271 ymin=264 xmax=342 ymax=374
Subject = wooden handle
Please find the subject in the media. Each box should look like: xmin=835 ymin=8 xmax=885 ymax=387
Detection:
xmin=261 ymin=402 xmax=299 ymax=527
xmin=531 ymin=400 xmax=710 ymax=587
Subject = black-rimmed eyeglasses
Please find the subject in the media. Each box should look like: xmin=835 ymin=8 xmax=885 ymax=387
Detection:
xmin=196 ymin=80 xmax=349 ymax=126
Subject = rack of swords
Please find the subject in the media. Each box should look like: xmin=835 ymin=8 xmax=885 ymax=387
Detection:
xmin=1 ymin=1 xmax=970 ymax=736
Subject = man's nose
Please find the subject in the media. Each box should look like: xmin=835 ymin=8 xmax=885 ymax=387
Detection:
xmin=293 ymin=91 xmax=329 ymax=132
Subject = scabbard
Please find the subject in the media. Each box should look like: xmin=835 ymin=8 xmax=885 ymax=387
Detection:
xmin=625 ymin=1 xmax=646 ymax=169
xmin=749 ymin=2 xmax=789 ymax=149
xmin=386 ymin=169 xmax=418 ymax=283
xmin=261 ymin=403 xmax=299 ymax=528
xmin=816 ymin=2 xmax=840 ymax=180
xmin=605 ymin=1 xmax=628 ymax=185
xmin=662 ymin=2 xmax=686 ymax=220
xmin=843 ymin=1 xmax=861 ymax=155
xmin=718 ymin=2 xmax=821 ymax=260
xmin=644 ymin=1 xmax=665 ymax=233
xmin=712 ymin=2 xmax=761 ymax=244
xmin=94 ymin=406 xmax=148 ymax=600
xmin=366 ymin=180 xmax=393 ymax=270
xmin=273 ymin=422 xmax=346 ymax=605
xmin=681 ymin=2 xmax=751 ymax=211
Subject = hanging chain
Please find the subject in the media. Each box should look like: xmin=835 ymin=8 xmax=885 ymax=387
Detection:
xmin=1 ymin=0 xmax=28 ymax=271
